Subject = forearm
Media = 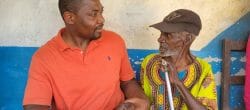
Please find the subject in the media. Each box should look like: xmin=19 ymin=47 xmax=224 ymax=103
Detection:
xmin=175 ymin=82 xmax=207 ymax=110
xmin=120 ymin=78 xmax=148 ymax=100
xmin=119 ymin=78 xmax=150 ymax=110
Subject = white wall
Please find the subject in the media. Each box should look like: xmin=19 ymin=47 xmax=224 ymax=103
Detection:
xmin=0 ymin=0 xmax=249 ymax=50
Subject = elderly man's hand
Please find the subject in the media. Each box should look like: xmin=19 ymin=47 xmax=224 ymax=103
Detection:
xmin=115 ymin=98 xmax=149 ymax=110
xmin=164 ymin=61 xmax=182 ymax=86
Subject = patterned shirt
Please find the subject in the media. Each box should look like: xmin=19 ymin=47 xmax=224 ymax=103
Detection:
xmin=140 ymin=53 xmax=218 ymax=110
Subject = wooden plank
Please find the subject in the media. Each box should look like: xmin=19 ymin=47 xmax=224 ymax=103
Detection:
xmin=230 ymin=76 xmax=245 ymax=85
xmin=222 ymin=39 xmax=231 ymax=110
xmin=230 ymin=40 xmax=247 ymax=51
xmin=221 ymin=39 xmax=246 ymax=110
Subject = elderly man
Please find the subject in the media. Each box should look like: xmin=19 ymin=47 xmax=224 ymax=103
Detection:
xmin=140 ymin=9 xmax=218 ymax=110
xmin=23 ymin=0 xmax=149 ymax=109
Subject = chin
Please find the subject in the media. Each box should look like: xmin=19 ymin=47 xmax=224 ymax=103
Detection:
xmin=161 ymin=51 xmax=179 ymax=57
xmin=159 ymin=52 xmax=165 ymax=57
xmin=91 ymin=32 xmax=102 ymax=40
xmin=91 ymin=36 xmax=100 ymax=40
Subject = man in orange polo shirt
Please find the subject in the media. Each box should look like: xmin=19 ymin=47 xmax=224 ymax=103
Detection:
xmin=22 ymin=0 xmax=149 ymax=109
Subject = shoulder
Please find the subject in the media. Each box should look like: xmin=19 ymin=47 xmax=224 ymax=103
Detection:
xmin=141 ymin=53 xmax=161 ymax=67
xmin=143 ymin=53 xmax=159 ymax=61
xmin=195 ymin=57 xmax=212 ymax=69
xmin=32 ymin=37 xmax=57 ymax=61
xmin=195 ymin=57 xmax=214 ymax=78
xmin=102 ymin=30 xmax=121 ymax=37
xmin=101 ymin=30 xmax=125 ymax=43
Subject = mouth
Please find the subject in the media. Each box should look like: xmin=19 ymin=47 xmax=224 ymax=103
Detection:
xmin=159 ymin=46 xmax=167 ymax=52
xmin=91 ymin=25 xmax=104 ymax=39
xmin=159 ymin=47 xmax=178 ymax=57
xmin=95 ymin=25 xmax=104 ymax=32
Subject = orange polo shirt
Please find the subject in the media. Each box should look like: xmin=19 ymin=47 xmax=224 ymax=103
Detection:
xmin=23 ymin=28 xmax=134 ymax=110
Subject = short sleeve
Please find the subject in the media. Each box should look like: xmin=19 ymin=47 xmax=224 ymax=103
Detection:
xmin=119 ymin=39 xmax=134 ymax=81
xmin=23 ymin=54 xmax=52 ymax=106
xmin=197 ymin=65 xmax=218 ymax=110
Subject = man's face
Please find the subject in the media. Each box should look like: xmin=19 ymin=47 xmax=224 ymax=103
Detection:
xmin=158 ymin=32 xmax=186 ymax=57
xmin=72 ymin=0 xmax=104 ymax=40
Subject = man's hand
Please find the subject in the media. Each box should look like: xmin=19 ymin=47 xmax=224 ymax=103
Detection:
xmin=115 ymin=102 xmax=135 ymax=110
xmin=115 ymin=98 xmax=149 ymax=110
xmin=119 ymin=79 xmax=150 ymax=110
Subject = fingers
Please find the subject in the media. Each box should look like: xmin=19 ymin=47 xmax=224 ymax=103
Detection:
xmin=115 ymin=102 xmax=135 ymax=110
xmin=116 ymin=98 xmax=149 ymax=110
xmin=163 ymin=62 xmax=178 ymax=84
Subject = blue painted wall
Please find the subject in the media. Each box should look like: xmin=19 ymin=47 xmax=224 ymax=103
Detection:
xmin=0 ymin=49 xmax=244 ymax=110
xmin=0 ymin=12 xmax=249 ymax=110
xmin=0 ymin=47 xmax=36 ymax=109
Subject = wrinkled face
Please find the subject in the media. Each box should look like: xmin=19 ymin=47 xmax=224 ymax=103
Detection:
xmin=70 ymin=0 xmax=105 ymax=40
xmin=158 ymin=32 xmax=187 ymax=57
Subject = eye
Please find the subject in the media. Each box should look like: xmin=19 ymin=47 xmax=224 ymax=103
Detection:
xmin=170 ymin=33 xmax=181 ymax=39
xmin=90 ymin=12 xmax=98 ymax=17
xmin=89 ymin=10 xmax=103 ymax=17
xmin=167 ymin=34 xmax=174 ymax=39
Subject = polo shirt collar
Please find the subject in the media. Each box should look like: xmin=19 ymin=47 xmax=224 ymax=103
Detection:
xmin=55 ymin=28 xmax=104 ymax=52
xmin=55 ymin=28 xmax=71 ymax=52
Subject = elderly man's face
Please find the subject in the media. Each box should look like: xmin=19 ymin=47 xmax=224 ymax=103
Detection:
xmin=158 ymin=32 xmax=188 ymax=57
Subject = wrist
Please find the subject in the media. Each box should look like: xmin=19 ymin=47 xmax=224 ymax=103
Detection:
xmin=174 ymin=79 xmax=184 ymax=88
xmin=124 ymin=98 xmax=150 ymax=110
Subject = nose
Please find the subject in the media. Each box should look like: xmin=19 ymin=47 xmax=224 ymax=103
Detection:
xmin=158 ymin=34 xmax=166 ymax=43
xmin=97 ymin=14 xmax=105 ymax=24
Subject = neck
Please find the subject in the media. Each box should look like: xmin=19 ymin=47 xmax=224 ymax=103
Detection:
xmin=62 ymin=28 xmax=90 ymax=50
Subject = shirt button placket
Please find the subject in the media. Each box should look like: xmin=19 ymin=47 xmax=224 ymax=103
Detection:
xmin=80 ymin=51 xmax=85 ymax=64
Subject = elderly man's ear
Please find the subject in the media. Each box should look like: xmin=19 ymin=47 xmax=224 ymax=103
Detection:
xmin=187 ymin=33 xmax=196 ymax=43
xmin=184 ymin=34 xmax=192 ymax=44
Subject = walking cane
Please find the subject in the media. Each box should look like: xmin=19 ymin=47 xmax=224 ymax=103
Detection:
xmin=162 ymin=59 xmax=174 ymax=110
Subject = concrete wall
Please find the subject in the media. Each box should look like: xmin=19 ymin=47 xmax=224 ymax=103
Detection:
xmin=1 ymin=0 xmax=249 ymax=50
xmin=0 ymin=0 xmax=250 ymax=109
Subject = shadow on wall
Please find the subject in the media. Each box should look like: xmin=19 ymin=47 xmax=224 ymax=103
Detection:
xmin=0 ymin=12 xmax=250 ymax=110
